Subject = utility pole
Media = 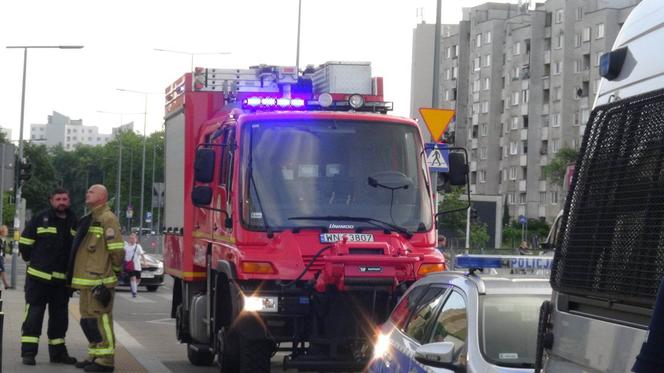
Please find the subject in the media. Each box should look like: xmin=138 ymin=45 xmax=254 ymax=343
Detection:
xmin=296 ymin=0 xmax=302 ymax=72
xmin=150 ymin=142 xmax=156 ymax=231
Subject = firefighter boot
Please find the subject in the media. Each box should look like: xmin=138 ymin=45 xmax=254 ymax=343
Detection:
xmin=50 ymin=344 xmax=77 ymax=364
xmin=84 ymin=362 xmax=114 ymax=372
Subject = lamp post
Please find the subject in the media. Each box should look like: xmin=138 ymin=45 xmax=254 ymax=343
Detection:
xmin=116 ymin=89 xmax=159 ymax=240
xmin=6 ymin=44 xmax=83 ymax=288
xmin=153 ymin=48 xmax=231 ymax=71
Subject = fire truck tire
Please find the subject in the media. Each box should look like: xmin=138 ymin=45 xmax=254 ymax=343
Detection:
xmin=238 ymin=337 xmax=273 ymax=373
xmin=187 ymin=344 xmax=215 ymax=366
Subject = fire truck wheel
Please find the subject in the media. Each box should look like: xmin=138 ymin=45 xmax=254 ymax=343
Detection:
xmin=238 ymin=337 xmax=273 ymax=373
xmin=187 ymin=344 xmax=215 ymax=366
xmin=218 ymin=328 xmax=240 ymax=373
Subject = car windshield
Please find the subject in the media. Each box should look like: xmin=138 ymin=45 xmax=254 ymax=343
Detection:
xmin=240 ymin=119 xmax=432 ymax=232
xmin=479 ymin=295 xmax=548 ymax=368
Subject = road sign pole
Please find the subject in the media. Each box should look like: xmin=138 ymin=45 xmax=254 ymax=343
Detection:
xmin=465 ymin=206 xmax=471 ymax=254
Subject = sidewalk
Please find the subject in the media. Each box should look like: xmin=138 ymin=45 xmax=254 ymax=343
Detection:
xmin=1 ymin=257 xmax=147 ymax=372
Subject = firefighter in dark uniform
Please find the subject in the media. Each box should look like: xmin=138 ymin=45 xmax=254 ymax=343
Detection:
xmin=69 ymin=185 xmax=124 ymax=372
xmin=18 ymin=187 xmax=78 ymax=365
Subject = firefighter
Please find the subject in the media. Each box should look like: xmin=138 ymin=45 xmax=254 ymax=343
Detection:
xmin=19 ymin=187 xmax=78 ymax=365
xmin=69 ymin=185 xmax=124 ymax=372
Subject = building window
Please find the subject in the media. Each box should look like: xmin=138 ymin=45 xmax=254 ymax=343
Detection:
xmin=552 ymin=113 xmax=561 ymax=127
xmin=552 ymin=138 xmax=561 ymax=153
xmin=512 ymin=91 xmax=521 ymax=106
xmin=511 ymin=117 xmax=519 ymax=130
xmin=452 ymin=67 xmax=458 ymax=79
xmin=479 ymin=170 xmax=487 ymax=183
xmin=508 ymin=192 xmax=516 ymax=204
xmin=473 ymin=79 xmax=481 ymax=93
xmin=509 ymin=167 xmax=518 ymax=180
xmin=555 ymin=33 xmax=564 ymax=49
xmin=550 ymin=191 xmax=559 ymax=204
xmin=480 ymin=123 xmax=488 ymax=136
xmin=522 ymin=89 xmax=529 ymax=103
xmin=88 ymin=136 xmax=92 ymax=141
xmin=484 ymin=54 xmax=491 ymax=67
xmin=574 ymin=33 xmax=581 ymax=47
xmin=582 ymin=27 xmax=591 ymax=42
xmin=597 ymin=23 xmax=605 ymax=39
xmin=445 ymin=47 xmax=451 ymax=59
xmin=513 ymin=41 xmax=521 ymax=55
xmin=555 ymin=9 xmax=564 ymax=24
xmin=540 ymin=192 xmax=547 ymax=203
xmin=474 ymin=57 xmax=481 ymax=71
xmin=485 ymin=31 xmax=492 ymax=44
xmin=519 ymin=193 xmax=527 ymax=204
xmin=553 ymin=86 xmax=562 ymax=101
xmin=67 ymin=129 xmax=71 ymax=134
xmin=510 ymin=142 xmax=519 ymax=155
xmin=476 ymin=33 xmax=482 ymax=47
xmin=445 ymin=69 xmax=451 ymax=80
xmin=483 ymin=77 xmax=490 ymax=90
xmin=480 ymin=147 xmax=488 ymax=160
xmin=576 ymin=7 xmax=583 ymax=21
xmin=481 ymin=101 xmax=489 ymax=113
xmin=552 ymin=61 xmax=562 ymax=75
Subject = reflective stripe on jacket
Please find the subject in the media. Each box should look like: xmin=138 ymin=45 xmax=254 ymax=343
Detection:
xmin=70 ymin=205 xmax=124 ymax=289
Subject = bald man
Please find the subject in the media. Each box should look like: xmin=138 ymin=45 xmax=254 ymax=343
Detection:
xmin=68 ymin=185 xmax=124 ymax=372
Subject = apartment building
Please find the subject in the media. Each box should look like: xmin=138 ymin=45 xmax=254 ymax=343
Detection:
xmin=31 ymin=111 xmax=131 ymax=150
xmin=413 ymin=0 xmax=639 ymax=222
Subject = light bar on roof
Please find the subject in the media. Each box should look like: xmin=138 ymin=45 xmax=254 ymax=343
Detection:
xmin=242 ymin=96 xmax=307 ymax=110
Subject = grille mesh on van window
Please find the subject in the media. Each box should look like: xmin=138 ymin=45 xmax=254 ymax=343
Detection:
xmin=552 ymin=88 xmax=664 ymax=308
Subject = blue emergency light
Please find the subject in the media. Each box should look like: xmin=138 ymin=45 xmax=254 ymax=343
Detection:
xmin=456 ymin=255 xmax=502 ymax=269
xmin=243 ymin=96 xmax=307 ymax=110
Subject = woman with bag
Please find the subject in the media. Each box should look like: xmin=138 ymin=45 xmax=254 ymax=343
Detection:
xmin=123 ymin=233 xmax=145 ymax=298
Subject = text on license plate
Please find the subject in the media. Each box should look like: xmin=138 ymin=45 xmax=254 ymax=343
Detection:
xmin=320 ymin=233 xmax=374 ymax=243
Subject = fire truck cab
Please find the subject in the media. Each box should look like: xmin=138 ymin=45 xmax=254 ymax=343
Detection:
xmin=163 ymin=62 xmax=466 ymax=372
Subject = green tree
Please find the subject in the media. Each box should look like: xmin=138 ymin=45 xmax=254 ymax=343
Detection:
xmin=543 ymin=147 xmax=578 ymax=186
xmin=22 ymin=143 xmax=58 ymax=212
xmin=438 ymin=187 xmax=491 ymax=250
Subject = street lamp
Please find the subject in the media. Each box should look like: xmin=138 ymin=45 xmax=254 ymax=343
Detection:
xmin=115 ymin=89 xmax=159 ymax=240
xmin=153 ymin=48 xmax=231 ymax=71
xmin=6 ymin=44 xmax=83 ymax=287
xmin=96 ymin=110 xmax=143 ymax=220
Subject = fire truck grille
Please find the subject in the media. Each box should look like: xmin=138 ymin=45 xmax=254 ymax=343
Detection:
xmin=301 ymin=255 xmax=325 ymax=274
xmin=552 ymin=87 xmax=664 ymax=308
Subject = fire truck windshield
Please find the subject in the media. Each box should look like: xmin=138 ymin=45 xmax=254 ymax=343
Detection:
xmin=240 ymin=119 xmax=433 ymax=233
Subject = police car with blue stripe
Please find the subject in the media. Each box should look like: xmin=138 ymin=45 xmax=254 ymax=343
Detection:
xmin=369 ymin=255 xmax=552 ymax=373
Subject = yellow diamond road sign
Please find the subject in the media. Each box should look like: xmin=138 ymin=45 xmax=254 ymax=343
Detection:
xmin=418 ymin=108 xmax=455 ymax=142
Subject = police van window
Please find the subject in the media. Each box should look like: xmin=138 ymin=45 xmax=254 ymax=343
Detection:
xmin=390 ymin=285 xmax=427 ymax=330
xmin=430 ymin=290 xmax=468 ymax=355
xmin=403 ymin=287 xmax=447 ymax=344
xmin=219 ymin=128 xmax=235 ymax=189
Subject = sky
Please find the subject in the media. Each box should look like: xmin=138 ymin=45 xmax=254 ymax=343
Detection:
xmin=0 ymin=0 xmax=516 ymax=140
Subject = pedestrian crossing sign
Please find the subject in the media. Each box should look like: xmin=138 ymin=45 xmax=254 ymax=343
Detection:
xmin=425 ymin=143 xmax=449 ymax=172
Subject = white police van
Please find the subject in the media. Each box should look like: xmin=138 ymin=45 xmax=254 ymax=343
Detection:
xmin=370 ymin=255 xmax=552 ymax=373
xmin=535 ymin=1 xmax=664 ymax=372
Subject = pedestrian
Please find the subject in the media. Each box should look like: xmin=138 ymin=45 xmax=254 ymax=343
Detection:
xmin=18 ymin=188 xmax=78 ymax=365
xmin=519 ymin=240 xmax=530 ymax=255
xmin=124 ymin=233 xmax=145 ymax=298
xmin=69 ymin=184 xmax=124 ymax=372
xmin=0 ymin=225 xmax=12 ymax=289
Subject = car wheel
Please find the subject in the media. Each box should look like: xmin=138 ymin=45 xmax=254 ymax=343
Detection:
xmin=146 ymin=285 xmax=159 ymax=292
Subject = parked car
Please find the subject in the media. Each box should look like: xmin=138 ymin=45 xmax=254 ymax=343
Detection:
xmin=119 ymin=253 xmax=165 ymax=292
xmin=131 ymin=227 xmax=156 ymax=236
xmin=370 ymin=255 xmax=552 ymax=373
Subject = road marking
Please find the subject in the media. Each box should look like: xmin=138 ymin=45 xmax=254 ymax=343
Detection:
xmin=147 ymin=317 xmax=176 ymax=325
xmin=114 ymin=318 xmax=174 ymax=372
xmin=117 ymin=292 xmax=156 ymax=303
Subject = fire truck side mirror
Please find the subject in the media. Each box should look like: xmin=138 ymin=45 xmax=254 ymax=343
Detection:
xmin=194 ymin=149 xmax=216 ymax=183
xmin=447 ymin=152 xmax=468 ymax=186
xmin=192 ymin=186 xmax=213 ymax=206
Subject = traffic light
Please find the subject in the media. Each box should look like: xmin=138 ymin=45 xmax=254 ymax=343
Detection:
xmin=18 ymin=159 xmax=31 ymax=184
xmin=470 ymin=208 xmax=478 ymax=222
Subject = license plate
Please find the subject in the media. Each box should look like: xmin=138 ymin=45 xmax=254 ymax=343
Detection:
xmin=319 ymin=233 xmax=374 ymax=243
xmin=141 ymin=272 xmax=155 ymax=278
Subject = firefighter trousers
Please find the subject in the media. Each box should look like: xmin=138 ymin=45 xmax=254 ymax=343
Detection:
xmin=79 ymin=287 xmax=116 ymax=367
xmin=21 ymin=277 xmax=70 ymax=358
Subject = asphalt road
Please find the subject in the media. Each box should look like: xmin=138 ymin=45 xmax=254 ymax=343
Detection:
xmin=113 ymin=275 xmax=296 ymax=372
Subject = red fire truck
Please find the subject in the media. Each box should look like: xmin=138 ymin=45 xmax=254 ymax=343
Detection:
xmin=163 ymin=62 xmax=466 ymax=372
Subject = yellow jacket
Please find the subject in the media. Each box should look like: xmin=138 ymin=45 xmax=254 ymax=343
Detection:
xmin=70 ymin=204 xmax=125 ymax=289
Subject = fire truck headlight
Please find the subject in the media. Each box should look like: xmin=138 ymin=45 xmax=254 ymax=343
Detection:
xmin=348 ymin=94 xmax=365 ymax=109
xmin=243 ymin=295 xmax=279 ymax=313
xmin=318 ymin=93 xmax=333 ymax=108
xmin=373 ymin=332 xmax=391 ymax=360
